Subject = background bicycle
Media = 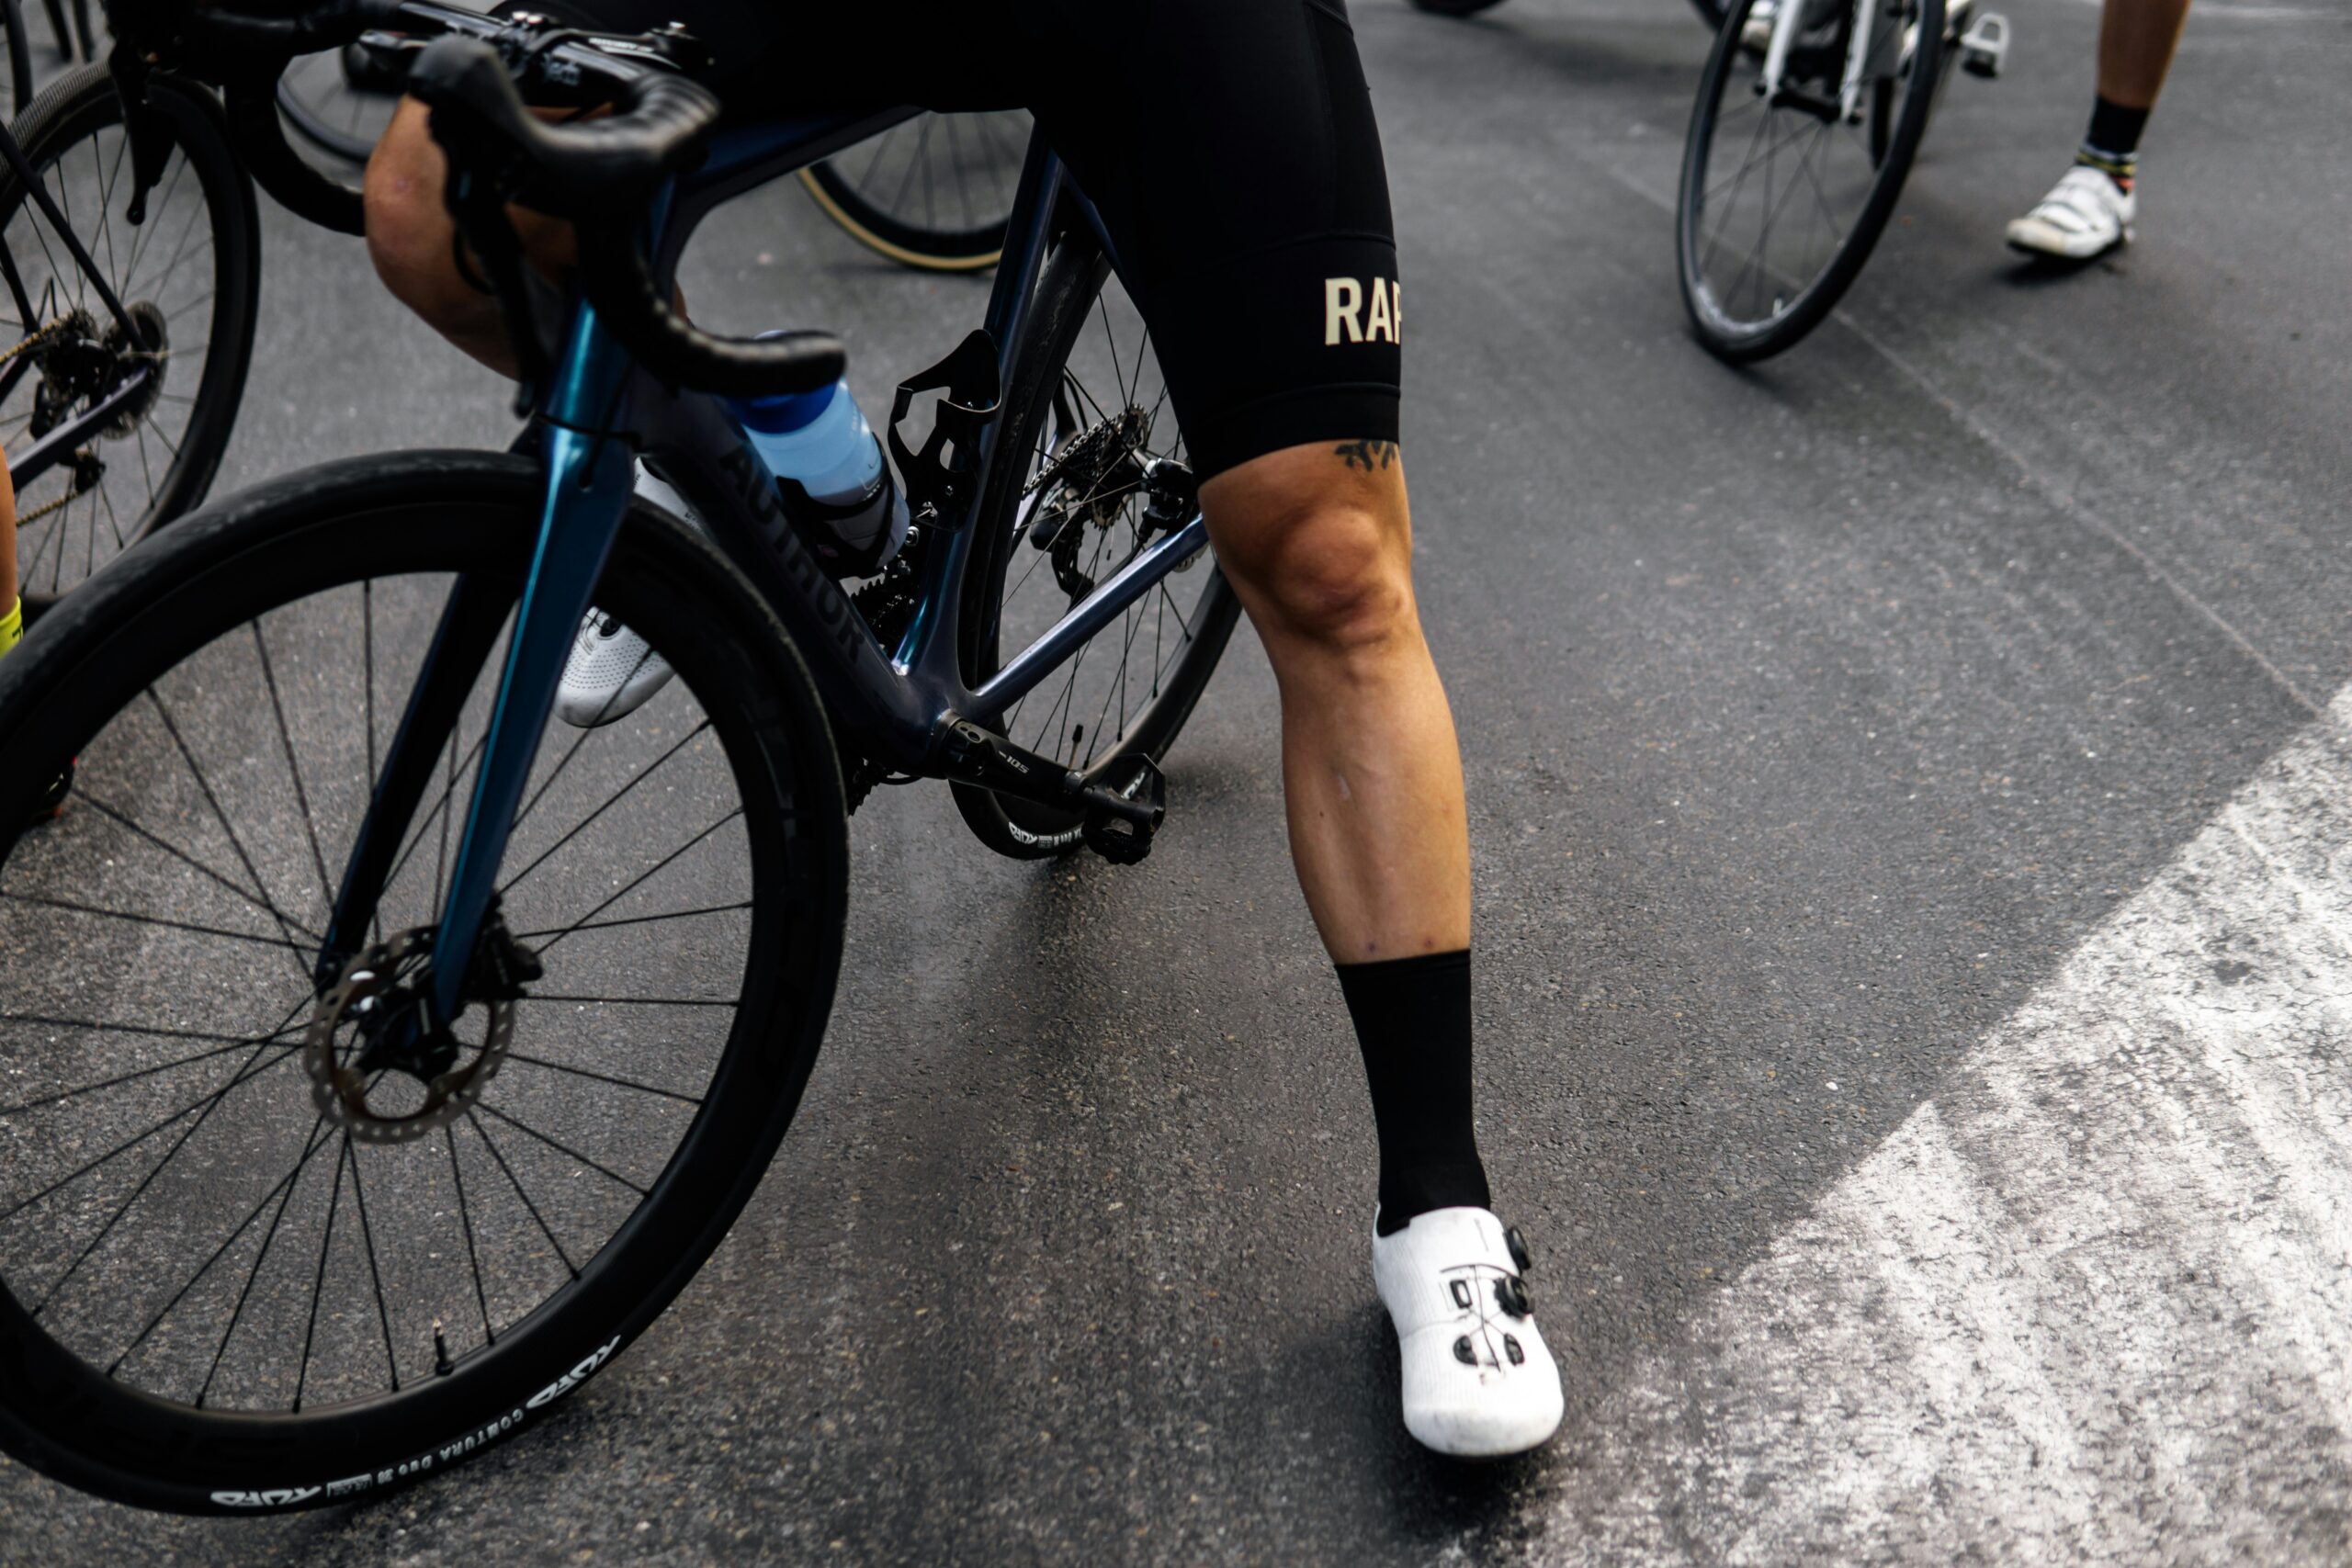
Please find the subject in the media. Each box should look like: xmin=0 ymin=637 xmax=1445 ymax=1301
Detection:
xmin=0 ymin=59 xmax=259 ymax=614
xmin=1413 ymin=0 xmax=1734 ymax=33
xmin=1673 ymin=0 xmax=2010 ymax=359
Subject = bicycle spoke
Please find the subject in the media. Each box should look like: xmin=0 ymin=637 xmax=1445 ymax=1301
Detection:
xmin=290 ymin=1136 xmax=352 ymax=1413
xmin=25 ymin=1039 xmax=279 ymax=1321
xmin=474 ymin=1101 xmax=648 ymax=1199
xmin=511 ymin=898 xmax=752 ymax=944
xmin=253 ymin=618 xmax=338 ymax=924
xmin=345 ymin=1143 xmax=402 ymax=1393
xmin=524 ymin=808 xmax=745 ymax=958
xmin=503 ymin=1052 xmax=704 ymax=1107
xmin=496 ymin=718 xmax=713 ymax=897
xmin=135 ymin=1105 xmax=341 ymax=1396
xmin=0 ymin=1028 xmax=302 ymax=1117
xmin=141 ymin=687 xmax=319 ymax=970
xmin=466 ymin=1109 xmax=579 ymax=1278
xmin=76 ymin=792 xmax=324 ymax=945
xmin=446 ymin=1123 xmax=496 ymax=1347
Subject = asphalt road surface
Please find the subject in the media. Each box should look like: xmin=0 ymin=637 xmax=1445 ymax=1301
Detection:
xmin=4 ymin=0 xmax=2351 ymax=1561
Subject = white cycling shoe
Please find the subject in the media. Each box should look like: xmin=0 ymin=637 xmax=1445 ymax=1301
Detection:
xmin=2006 ymin=164 xmax=2134 ymax=260
xmin=1373 ymin=1206 xmax=1565 ymax=1458
xmin=555 ymin=465 xmax=700 ymax=728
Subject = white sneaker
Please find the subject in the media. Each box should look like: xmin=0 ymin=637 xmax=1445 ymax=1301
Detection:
xmin=555 ymin=465 xmax=699 ymax=728
xmin=1373 ymin=1206 xmax=1565 ymax=1458
xmin=2006 ymin=164 xmax=2134 ymax=260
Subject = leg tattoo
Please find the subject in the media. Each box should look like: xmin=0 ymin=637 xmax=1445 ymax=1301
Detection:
xmin=1334 ymin=439 xmax=1399 ymax=473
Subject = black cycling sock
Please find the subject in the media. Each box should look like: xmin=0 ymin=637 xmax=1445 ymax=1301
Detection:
xmin=2079 ymin=96 xmax=2149 ymax=190
xmin=1336 ymin=949 xmax=1492 ymax=1236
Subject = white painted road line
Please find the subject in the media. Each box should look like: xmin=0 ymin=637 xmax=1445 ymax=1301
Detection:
xmin=1547 ymin=687 xmax=2352 ymax=1565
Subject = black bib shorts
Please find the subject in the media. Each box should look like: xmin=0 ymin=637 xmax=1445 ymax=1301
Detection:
xmin=488 ymin=0 xmax=1403 ymax=480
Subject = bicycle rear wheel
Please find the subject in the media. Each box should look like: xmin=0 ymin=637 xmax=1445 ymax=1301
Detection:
xmin=799 ymin=110 xmax=1031 ymax=273
xmin=951 ymin=225 xmax=1240 ymax=859
xmin=0 ymin=451 xmax=848 ymax=1514
xmin=1676 ymin=0 xmax=1943 ymax=362
xmin=4 ymin=64 xmax=261 ymax=615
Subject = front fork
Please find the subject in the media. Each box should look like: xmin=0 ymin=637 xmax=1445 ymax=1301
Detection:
xmin=317 ymin=288 xmax=642 ymax=1022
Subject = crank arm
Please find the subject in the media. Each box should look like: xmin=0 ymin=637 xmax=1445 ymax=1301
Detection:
xmin=934 ymin=717 xmax=1168 ymax=863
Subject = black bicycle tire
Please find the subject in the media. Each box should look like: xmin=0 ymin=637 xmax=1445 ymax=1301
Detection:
xmin=951 ymin=230 xmax=1241 ymax=859
xmin=0 ymin=450 xmax=850 ymax=1515
xmin=1688 ymin=0 xmax=1730 ymax=30
xmin=798 ymin=156 xmax=1007 ymax=274
xmin=7 ymin=64 xmax=263 ymax=618
xmin=1675 ymin=0 xmax=1945 ymax=363
xmin=1408 ymin=0 xmax=1510 ymax=16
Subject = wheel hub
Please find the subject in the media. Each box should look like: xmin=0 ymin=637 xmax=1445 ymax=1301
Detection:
xmin=29 ymin=302 xmax=169 ymax=442
xmin=304 ymin=929 xmax=514 ymax=1144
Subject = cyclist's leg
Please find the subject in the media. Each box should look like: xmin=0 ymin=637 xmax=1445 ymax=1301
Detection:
xmin=1199 ymin=448 xmax=1466 ymax=961
xmin=1051 ymin=0 xmax=1560 ymax=1454
xmin=2098 ymin=0 xmax=2193 ymax=109
xmin=2008 ymin=0 xmax=2191 ymax=257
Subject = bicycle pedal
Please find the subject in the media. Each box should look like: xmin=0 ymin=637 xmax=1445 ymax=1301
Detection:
xmin=1081 ymin=757 xmax=1167 ymax=867
xmin=1960 ymin=11 xmax=2007 ymax=77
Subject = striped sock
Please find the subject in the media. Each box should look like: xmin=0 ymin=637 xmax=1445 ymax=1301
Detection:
xmin=2075 ymin=143 xmax=2138 ymax=195
xmin=2079 ymin=96 xmax=2148 ymax=194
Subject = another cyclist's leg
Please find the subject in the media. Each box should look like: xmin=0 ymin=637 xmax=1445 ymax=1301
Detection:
xmin=1063 ymin=0 xmax=1562 ymax=1455
xmin=0 ymin=457 xmax=64 ymax=825
xmin=2008 ymin=0 xmax=2192 ymax=259
xmin=0 ymin=455 xmax=17 ymax=658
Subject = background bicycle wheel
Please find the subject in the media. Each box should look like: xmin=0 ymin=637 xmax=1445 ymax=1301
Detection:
xmin=1 ymin=67 xmax=261 ymax=615
xmin=799 ymin=110 xmax=1033 ymax=272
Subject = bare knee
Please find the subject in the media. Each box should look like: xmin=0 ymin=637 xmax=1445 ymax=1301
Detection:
xmin=1204 ymin=445 xmax=1419 ymax=660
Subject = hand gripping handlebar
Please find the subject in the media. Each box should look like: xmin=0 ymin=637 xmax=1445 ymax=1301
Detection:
xmin=403 ymin=33 xmax=845 ymax=398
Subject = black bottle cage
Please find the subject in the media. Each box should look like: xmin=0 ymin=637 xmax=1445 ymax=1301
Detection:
xmin=887 ymin=328 xmax=1001 ymax=528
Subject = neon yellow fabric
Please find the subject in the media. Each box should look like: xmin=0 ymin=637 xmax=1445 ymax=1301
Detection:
xmin=0 ymin=597 xmax=19 ymax=659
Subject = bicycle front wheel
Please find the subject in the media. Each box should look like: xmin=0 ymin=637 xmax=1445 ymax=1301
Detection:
xmin=0 ymin=451 xmax=848 ymax=1514
xmin=1676 ymin=0 xmax=1943 ymax=361
xmin=4 ymin=64 xmax=262 ymax=615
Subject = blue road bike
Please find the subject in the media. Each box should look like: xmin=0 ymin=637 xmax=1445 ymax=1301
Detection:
xmin=0 ymin=0 xmax=1236 ymax=1513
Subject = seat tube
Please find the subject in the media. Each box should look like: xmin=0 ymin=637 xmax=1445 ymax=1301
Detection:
xmin=428 ymin=216 xmax=664 ymax=1018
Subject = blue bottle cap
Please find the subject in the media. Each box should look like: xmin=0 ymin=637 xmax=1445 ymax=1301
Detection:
xmin=722 ymin=331 xmax=840 ymax=434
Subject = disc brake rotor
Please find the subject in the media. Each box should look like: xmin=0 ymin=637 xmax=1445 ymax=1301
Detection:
xmin=304 ymin=929 xmax=514 ymax=1145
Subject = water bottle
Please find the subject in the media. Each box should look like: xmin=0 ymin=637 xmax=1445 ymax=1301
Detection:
xmin=724 ymin=351 xmax=910 ymax=579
